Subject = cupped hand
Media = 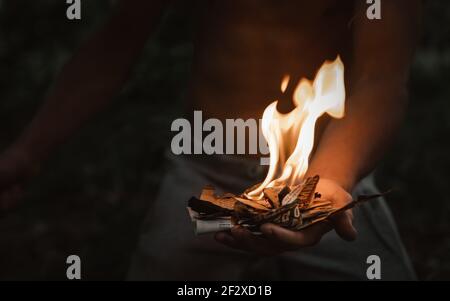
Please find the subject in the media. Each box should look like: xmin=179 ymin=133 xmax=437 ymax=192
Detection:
xmin=215 ymin=178 xmax=357 ymax=255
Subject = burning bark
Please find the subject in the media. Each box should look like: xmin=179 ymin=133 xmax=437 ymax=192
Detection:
xmin=188 ymin=175 xmax=388 ymax=234
xmin=187 ymin=57 xmax=388 ymax=235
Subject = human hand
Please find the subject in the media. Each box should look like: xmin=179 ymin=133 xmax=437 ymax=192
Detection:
xmin=215 ymin=178 xmax=356 ymax=255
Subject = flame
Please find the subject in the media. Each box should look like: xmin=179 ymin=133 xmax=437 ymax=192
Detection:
xmin=248 ymin=56 xmax=346 ymax=197
xmin=280 ymin=75 xmax=290 ymax=93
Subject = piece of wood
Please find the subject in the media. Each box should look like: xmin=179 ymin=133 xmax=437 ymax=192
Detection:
xmin=281 ymin=175 xmax=319 ymax=206
xmin=189 ymin=177 xmax=391 ymax=233
xmin=263 ymin=187 xmax=280 ymax=208
xmin=199 ymin=185 xmax=216 ymax=203
xmin=233 ymin=197 xmax=270 ymax=211
xmin=297 ymin=175 xmax=320 ymax=208
xmin=188 ymin=197 xmax=228 ymax=215
xmin=199 ymin=186 xmax=236 ymax=210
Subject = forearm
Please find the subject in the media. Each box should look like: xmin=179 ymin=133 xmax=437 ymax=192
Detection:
xmin=307 ymin=78 xmax=408 ymax=192
xmin=15 ymin=39 xmax=138 ymax=159
xmin=13 ymin=2 xmax=165 ymax=161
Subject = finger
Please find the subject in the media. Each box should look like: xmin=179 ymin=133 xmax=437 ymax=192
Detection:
xmin=215 ymin=228 xmax=256 ymax=252
xmin=330 ymin=211 xmax=357 ymax=241
xmin=215 ymin=231 xmax=240 ymax=249
xmin=229 ymin=226 xmax=282 ymax=256
xmin=261 ymin=222 xmax=332 ymax=247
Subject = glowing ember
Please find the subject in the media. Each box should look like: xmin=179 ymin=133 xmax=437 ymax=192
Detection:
xmin=247 ymin=56 xmax=346 ymax=198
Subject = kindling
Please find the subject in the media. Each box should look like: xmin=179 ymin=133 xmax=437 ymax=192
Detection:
xmin=171 ymin=111 xmax=270 ymax=165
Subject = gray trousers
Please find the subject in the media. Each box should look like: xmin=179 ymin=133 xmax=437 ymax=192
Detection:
xmin=128 ymin=153 xmax=416 ymax=280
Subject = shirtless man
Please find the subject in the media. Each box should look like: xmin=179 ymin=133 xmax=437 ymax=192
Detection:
xmin=0 ymin=0 xmax=421 ymax=280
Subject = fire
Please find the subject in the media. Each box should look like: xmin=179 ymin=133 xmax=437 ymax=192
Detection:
xmin=280 ymin=75 xmax=290 ymax=93
xmin=247 ymin=56 xmax=346 ymax=198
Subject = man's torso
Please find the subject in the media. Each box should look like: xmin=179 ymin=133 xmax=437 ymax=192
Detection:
xmin=187 ymin=0 xmax=355 ymax=120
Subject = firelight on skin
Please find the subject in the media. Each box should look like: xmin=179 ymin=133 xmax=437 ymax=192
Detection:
xmin=248 ymin=57 xmax=346 ymax=198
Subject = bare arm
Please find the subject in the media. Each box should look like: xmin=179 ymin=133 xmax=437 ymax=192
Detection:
xmin=217 ymin=0 xmax=422 ymax=253
xmin=13 ymin=0 xmax=167 ymax=161
xmin=307 ymin=0 xmax=422 ymax=192
xmin=0 ymin=1 xmax=167 ymax=203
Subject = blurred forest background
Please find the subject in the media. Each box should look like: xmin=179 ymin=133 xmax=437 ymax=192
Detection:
xmin=0 ymin=0 xmax=449 ymax=280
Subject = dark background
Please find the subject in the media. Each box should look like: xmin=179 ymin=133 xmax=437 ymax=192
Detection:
xmin=0 ymin=1 xmax=448 ymax=280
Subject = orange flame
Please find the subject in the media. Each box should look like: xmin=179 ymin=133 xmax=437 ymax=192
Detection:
xmin=248 ymin=56 xmax=346 ymax=198
xmin=280 ymin=75 xmax=290 ymax=93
